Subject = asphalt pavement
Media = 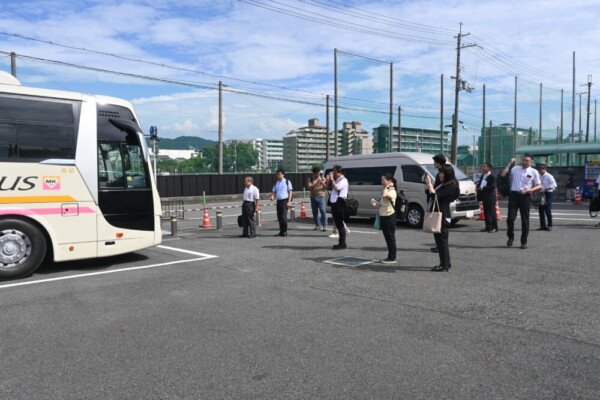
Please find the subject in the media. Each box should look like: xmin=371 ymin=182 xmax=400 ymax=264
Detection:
xmin=1 ymin=201 xmax=599 ymax=399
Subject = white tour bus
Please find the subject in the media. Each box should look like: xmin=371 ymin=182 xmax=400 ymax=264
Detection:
xmin=0 ymin=71 xmax=162 ymax=280
xmin=324 ymin=152 xmax=481 ymax=228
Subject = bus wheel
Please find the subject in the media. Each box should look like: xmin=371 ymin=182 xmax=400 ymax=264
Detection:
xmin=0 ymin=219 xmax=47 ymax=280
xmin=406 ymin=205 xmax=424 ymax=229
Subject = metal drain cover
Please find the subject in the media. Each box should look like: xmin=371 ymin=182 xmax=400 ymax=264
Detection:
xmin=323 ymin=257 xmax=376 ymax=267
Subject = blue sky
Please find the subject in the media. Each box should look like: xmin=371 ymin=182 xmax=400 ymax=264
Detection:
xmin=1 ymin=0 xmax=599 ymax=145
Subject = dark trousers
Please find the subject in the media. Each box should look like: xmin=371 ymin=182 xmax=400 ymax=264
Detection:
xmin=433 ymin=223 xmax=450 ymax=268
xmin=380 ymin=214 xmax=396 ymax=260
xmin=276 ymin=199 xmax=288 ymax=234
xmin=331 ymin=202 xmax=346 ymax=246
xmin=242 ymin=201 xmax=256 ymax=237
xmin=538 ymin=191 xmax=554 ymax=228
xmin=507 ymin=191 xmax=532 ymax=244
xmin=483 ymin=197 xmax=497 ymax=231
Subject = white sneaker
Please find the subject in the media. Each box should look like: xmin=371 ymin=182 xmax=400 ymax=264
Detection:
xmin=329 ymin=233 xmax=339 ymax=238
xmin=345 ymin=229 xmax=351 ymax=233
xmin=321 ymin=227 xmax=327 ymax=232
xmin=312 ymin=226 xmax=319 ymax=230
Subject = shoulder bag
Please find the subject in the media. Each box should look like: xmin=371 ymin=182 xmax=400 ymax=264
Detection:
xmin=422 ymin=194 xmax=442 ymax=234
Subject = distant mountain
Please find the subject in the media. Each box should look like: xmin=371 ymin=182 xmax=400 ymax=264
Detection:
xmin=147 ymin=136 xmax=217 ymax=150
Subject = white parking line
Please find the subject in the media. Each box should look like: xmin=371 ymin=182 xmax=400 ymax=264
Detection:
xmin=0 ymin=246 xmax=218 ymax=290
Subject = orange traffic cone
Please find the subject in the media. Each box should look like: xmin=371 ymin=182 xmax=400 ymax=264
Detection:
xmin=299 ymin=200 xmax=308 ymax=219
xmin=478 ymin=202 xmax=486 ymax=220
xmin=495 ymin=190 xmax=502 ymax=220
xmin=573 ymin=187 xmax=582 ymax=205
xmin=199 ymin=206 xmax=214 ymax=228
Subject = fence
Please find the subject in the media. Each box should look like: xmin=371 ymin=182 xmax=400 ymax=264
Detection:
xmin=157 ymin=173 xmax=312 ymax=198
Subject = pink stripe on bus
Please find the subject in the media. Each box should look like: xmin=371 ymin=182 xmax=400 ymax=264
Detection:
xmin=0 ymin=207 xmax=96 ymax=216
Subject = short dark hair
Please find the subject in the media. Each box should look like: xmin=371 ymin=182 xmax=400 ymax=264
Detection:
xmin=276 ymin=168 xmax=285 ymax=175
xmin=312 ymin=166 xmax=321 ymax=174
xmin=538 ymin=164 xmax=547 ymax=170
xmin=433 ymin=154 xmax=447 ymax=165
xmin=439 ymin=164 xmax=456 ymax=183
xmin=483 ymin=162 xmax=493 ymax=169
xmin=333 ymin=165 xmax=344 ymax=174
xmin=522 ymin=153 xmax=533 ymax=160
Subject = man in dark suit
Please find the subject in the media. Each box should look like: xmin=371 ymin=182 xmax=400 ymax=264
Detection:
xmin=476 ymin=163 xmax=498 ymax=233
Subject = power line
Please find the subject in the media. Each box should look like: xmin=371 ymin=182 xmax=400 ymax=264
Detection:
xmin=239 ymin=0 xmax=454 ymax=45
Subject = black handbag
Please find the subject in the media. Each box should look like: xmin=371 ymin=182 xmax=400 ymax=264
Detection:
xmin=237 ymin=215 xmax=243 ymax=227
xmin=531 ymin=191 xmax=546 ymax=207
xmin=393 ymin=189 xmax=408 ymax=221
xmin=343 ymin=198 xmax=359 ymax=221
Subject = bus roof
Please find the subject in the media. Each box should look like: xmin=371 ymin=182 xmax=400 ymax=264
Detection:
xmin=326 ymin=152 xmax=439 ymax=165
xmin=0 ymin=71 xmax=134 ymax=110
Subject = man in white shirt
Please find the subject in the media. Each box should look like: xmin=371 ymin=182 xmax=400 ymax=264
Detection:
xmin=327 ymin=165 xmax=348 ymax=250
xmin=241 ymin=177 xmax=260 ymax=238
xmin=536 ymin=164 xmax=557 ymax=232
xmin=501 ymin=154 xmax=541 ymax=249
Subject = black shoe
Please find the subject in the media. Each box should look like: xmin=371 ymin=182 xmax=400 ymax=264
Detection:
xmin=430 ymin=247 xmax=439 ymax=253
xmin=274 ymin=233 xmax=283 ymax=237
xmin=249 ymin=234 xmax=256 ymax=238
xmin=507 ymin=239 xmax=513 ymax=247
xmin=239 ymin=234 xmax=249 ymax=238
xmin=536 ymin=227 xmax=547 ymax=231
xmin=547 ymin=226 xmax=552 ymax=231
xmin=488 ymin=229 xmax=498 ymax=233
xmin=480 ymin=228 xmax=490 ymax=232
xmin=520 ymin=244 xmax=527 ymax=249
xmin=332 ymin=244 xmax=347 ymax=250
xmin=281 ymin=232 xmax=287 ymax=237
xmin=381 ymin=258 xmax=396 ymax=264
xmin=431 ymin=265 xmax=449 ymax=272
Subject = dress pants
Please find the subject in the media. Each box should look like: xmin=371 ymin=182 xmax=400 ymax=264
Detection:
xmin=482 ymin=197 xmax=497 ymax=231
xmin=538 ymin=191 xmax=554 ymax=228
xmin=276 ymin=199 xmax=288 ymax=234
xmin=433 ymin=222 xmax=450 ymax=268
xmin=507 ymin=191 xmax=532 ymax=245
xmin=241 ymin=201 xmax=256 ymax=237
xmin=380 ymin=214 xmax=396 ymax=260
xmin=331 ymin=201 xmax=346 ymax=246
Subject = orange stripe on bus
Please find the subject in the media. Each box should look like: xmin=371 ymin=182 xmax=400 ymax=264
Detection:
xmin=0 ymin=196 xmax=78 ymax=204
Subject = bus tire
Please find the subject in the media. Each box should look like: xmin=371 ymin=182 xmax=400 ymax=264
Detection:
xmin=406 ymin=204 xmax=424 ymax=229
xmin=0 ymin=218 xmax=47 ymax=280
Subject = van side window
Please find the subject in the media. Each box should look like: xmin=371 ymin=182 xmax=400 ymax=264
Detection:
xmin=345 ymin=166 xmax=396 ymax=185
xmin=401 ymin=165 xmax=425 ymax=183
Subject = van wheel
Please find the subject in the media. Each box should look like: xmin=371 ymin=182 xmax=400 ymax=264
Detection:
xmin=0 ymin=219 xmax=47 ymax=280
xmin=406 ymin=205 xmax=423 ymax=229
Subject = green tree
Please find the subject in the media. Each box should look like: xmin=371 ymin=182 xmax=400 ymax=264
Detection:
xmin=202 ymin=143 xmax=258 ymax=172
xmin=156 ymin=159 xmax=180 ymax=173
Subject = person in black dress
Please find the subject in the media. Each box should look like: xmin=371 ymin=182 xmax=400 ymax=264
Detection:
xmin=425 ymin=164 xmax=459 ymax=272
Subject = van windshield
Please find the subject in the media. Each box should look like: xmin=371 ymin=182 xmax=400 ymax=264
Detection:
xmin=423 ymin=164 xmax=471 ymax=181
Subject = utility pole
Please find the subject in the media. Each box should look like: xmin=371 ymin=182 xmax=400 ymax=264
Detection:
xmin=451 ymin=23 xmax=477 ymax=164
xmin=397 ymin=106 xmax=402 ymax=152
xmin=10 ymin=52 xmax=17 ymax=78
xmin=560 ymin=89 xmax=564 ymax=144
xmin=595 ymin=99 xmax=597 ymax=143
xmin=489 ymin=120 xmax=493 ymax=165
xmin=440 ymin=74 xmax=444 ymax=154
xmin=334 ymin=49 xmax=338 ymax=157
xmin=569 ymin=51 xmax=575 ymax=166
xmin=514 ymin=76 xmax=518 ymax=154
xmin=583 ymin=75 xmax=593 ymax=142
xmin=579 ymin=93 xmax=583 ymax=143
xmin=539 ymin=83 xmax=543 ymax=144
xmin=389 ymin=63 xmax=394 ymax=153
xmin=482 ymin=83 xmax=486 ymax=162
xmin=218 ymin=81 xmax=223 ymax=175
xmin=325 ymin=95 xmax=330 ymax=162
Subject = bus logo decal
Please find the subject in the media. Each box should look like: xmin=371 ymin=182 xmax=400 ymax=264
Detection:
xmin=43 ymin=176 xmax=61 ymax=190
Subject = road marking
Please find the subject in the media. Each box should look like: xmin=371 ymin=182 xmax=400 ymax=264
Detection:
xmin=295 ymin=225 xmax=378 ymax=234
xmin=0 ymin=246 xmax=218 ymax=290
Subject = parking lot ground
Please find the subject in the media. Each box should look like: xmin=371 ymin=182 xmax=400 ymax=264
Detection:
xmin=1 ymin=202 xmax=600 ymax=399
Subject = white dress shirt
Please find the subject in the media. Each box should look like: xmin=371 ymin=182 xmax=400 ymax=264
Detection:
xmin=540 ymin=172 xmax=557 ymax=192
xmin=243 ymin=185 xmax=260 ymax=202
xmin=480 ymin=172 xmax=491 ymax=188
xmin=510 ymin=166 xmax=541 ymax=192
xmin=329 ymin=176 xmax=348 ymax=203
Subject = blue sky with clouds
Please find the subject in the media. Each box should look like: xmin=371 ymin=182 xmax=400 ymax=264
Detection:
xmin=1 ymin=0 xmax=599 ymax=144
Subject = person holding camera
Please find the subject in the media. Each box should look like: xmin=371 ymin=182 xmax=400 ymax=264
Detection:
xmin=372 ymin=173 xmax=398 ymax=264
xmin=308 ymin=167 xmax=327 ymax=231
xmin=425 ymin=164 xmax=459 ymax=272
xmin=327 ymin=165 xmax=348 ymax=250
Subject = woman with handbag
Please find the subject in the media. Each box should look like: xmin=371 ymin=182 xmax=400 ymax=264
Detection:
xmin=424 ymin=164 xmax=459 ymax=272
xmin=371 ymin=173 xmax=398 ymax=264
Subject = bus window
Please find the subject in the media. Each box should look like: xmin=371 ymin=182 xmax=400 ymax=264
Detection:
xmin=123 ymin=145 xmax=148 ymax=188
xmin=98 ymin=143 xmax=125 ymax=188
xmin=0 ymin=122 xmax=17 ymax=159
